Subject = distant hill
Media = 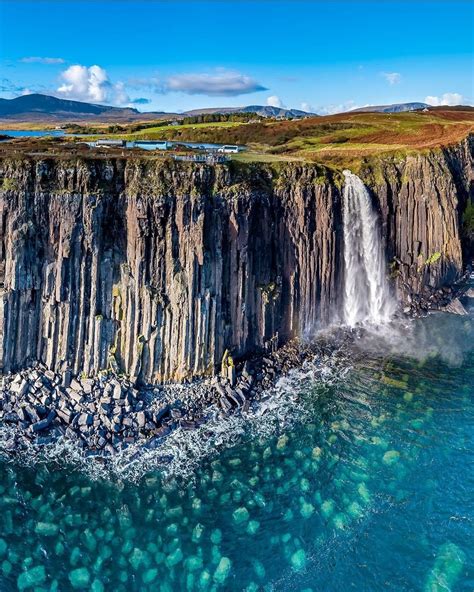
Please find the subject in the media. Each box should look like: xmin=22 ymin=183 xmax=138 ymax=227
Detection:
xmin=242 ymin=105 xmax=314 ymax=118
xmin=1 ymin=94 xmax=470 ymax=124
xmin=184 ymin=105 xmax=314 ymax=118
xmin=351 ymin=102 xmax=429 ymax=113
xmin=0 ymin=94 xmax=139 ymax=116
xmin=429 ymin=105 xmax=474 ymax=111
xmin=0 ymin=94 xmax=171 ymax=122
xmin=0 ymin=94 xmax=315 ymax=122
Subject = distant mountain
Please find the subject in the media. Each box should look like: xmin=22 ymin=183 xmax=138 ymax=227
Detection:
xmin=0 ymin=94 xmax=138 ymax=118
xmin=2 ymin=94 xmax=471 ymax=124
xmin=351 ymin=102 xmax=429 ymax=113
xmin=0 ymin=94 xmax=171 ymax=122
xmin=183 ymin=105 xmax=315 ymax=118
xmin=0 ymin=94 xmax=315 ymax=122
xmin=242 ymin=105 xmax=314 ymax=118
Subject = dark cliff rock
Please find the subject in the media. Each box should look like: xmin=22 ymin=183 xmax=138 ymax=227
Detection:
xmin=0 ymin=137 xmax=472 ymax=382
xmin=359 ymin=136 xmax=473 ymax=302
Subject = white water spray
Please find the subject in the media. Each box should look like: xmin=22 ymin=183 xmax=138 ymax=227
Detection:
xmin=342 ymin=170 xmax=394 ymax=327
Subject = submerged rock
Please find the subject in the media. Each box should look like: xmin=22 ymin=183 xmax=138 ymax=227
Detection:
xmin=290 ymin=549 xmax=307 ymax=572
xmin=233 ymin=507 xmax=250 ymax=524
xmin=214 ymin=557 xmax=232 ymax=584
xmin=68 ymin=568 xmax=90 ymax=589
xmin=382 ymin=450 xmax=401 ymax=466
xmin=34 ymin=522 xmax=58 ymax=537
xmin=17 ymin=566 xmax=46 ymax=590
xmin=424 ymin=542 xmax=466 ymax=592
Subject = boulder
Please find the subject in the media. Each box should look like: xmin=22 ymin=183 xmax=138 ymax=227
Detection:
xmin=440 ymin=298 xmax=468 ymax=315
xmin=31 ymin=411 xmax=55 ymax=432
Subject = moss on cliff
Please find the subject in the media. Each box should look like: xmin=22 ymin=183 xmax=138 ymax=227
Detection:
xmin=463 ymin=200 xmax=474 ymax=233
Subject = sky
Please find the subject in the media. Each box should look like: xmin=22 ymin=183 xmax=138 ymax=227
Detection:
xmin=0 ymin=0 xmax=473 ymax=114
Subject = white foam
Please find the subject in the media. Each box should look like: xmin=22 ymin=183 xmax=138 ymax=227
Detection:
xmin=0 ymin=340 xmax=351 ymax=484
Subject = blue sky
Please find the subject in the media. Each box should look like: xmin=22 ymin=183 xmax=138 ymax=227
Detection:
xmin=0 ymin=0 xmax=472 ymax=113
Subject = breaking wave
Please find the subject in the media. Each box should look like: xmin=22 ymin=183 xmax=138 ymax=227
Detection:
xmin=0 ymin=338 xmax=350 ymax=484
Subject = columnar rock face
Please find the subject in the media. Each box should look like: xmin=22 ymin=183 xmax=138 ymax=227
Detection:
xmin=360 ymin=137 xmax=473 ymax=299
xmin=0 ymin=137 xmax=472 ymax=382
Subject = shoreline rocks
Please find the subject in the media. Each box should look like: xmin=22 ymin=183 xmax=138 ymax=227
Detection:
xmin=0 ymin=275 xmax=471 ymax=460
xmin=402 ymin=267 xmax=473 ymax=317
xmin=0 ymin=336 xmax=333 ymax=459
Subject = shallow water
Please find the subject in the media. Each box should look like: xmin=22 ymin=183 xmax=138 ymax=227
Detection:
xmin=0 ymin=307 xmax=473 ymax=591
xmin=0 ymin=130 xmax=67 ymax=137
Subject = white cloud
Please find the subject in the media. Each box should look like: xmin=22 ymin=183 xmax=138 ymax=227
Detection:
xmin=166 ymin=70 xmax=267 ymax=96
xmin=128 ymin=70 xmax=267 ymax=98
xmin=113 ymin=81 xmax=130 ymax=106
xmin=316 ymin=100 xmax=363 ymax=115
xmin=300 ymin=101 xmax=316 ymax=113
xmin=382 ymin=72 xmax=401 ymax=85
xmin=424 ymin=92 xmax=464 ymax=106
xmin=266 ymin=95 xmax=285 ymax=108
xmin=21 ymin=56 xmax=65 ymax=65
xmin=57 ymin=64 xmax=129 ymax=105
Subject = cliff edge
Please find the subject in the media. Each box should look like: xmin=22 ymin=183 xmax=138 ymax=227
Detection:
xmin=0 ymin=136 xmax=472 ymax=382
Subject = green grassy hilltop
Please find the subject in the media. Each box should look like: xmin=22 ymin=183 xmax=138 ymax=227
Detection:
xmin=86 ymin=108 xmax=474 ymax=167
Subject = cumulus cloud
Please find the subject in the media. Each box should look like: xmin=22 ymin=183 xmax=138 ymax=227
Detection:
xmin=52 ymin=66 xmax=265 ymax=104
xmin=266 ymin=95 xmax=285 ymax=108
xmin=382 ymin=72 xmax=401 ymax=85
xmin=424 ymin=92 xmax=464 ymax=106
xmin=57 ymin=64 xmax=129 ymax=105
xmin=166 ymin=70 xmax=267 ymax=96
xmin=21 ymin=56 xmax=65 ymax=64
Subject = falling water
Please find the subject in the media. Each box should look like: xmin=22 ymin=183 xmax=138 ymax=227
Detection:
xmin=342 ymin=170 xmax=394 ymax=327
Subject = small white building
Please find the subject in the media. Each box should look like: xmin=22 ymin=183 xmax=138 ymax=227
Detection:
xmin=96 ymin=139 xmax=126 ymax=147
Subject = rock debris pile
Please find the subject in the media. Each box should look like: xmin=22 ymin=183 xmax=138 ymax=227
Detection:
xmin=0 ymin=339 xmax=326 ymax=458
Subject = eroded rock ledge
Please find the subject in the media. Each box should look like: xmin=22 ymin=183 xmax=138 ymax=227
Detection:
xmin=0 ymin=137 xmax=472 ymax=384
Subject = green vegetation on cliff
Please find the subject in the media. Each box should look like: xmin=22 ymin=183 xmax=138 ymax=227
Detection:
xmin=463 ymin=200 xmax=474 ymax=230
xmin=95 ymin=108 xmax=474 ymax=168
xmin=0 ymin=109 xmax=472 ymax=175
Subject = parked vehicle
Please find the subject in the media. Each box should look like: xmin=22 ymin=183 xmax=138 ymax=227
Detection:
xmin=217 ymin=145 xmax=240 ymax=154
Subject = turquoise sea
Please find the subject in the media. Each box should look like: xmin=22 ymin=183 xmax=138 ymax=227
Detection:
xmin=0 ymin=300 xmax=473 ymax=591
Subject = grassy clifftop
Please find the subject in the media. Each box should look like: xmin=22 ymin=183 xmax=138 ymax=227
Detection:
xmin=93 ymin=108 xmax=474 ymax=168
xmin=1 ymin=108 xmax=472 ymax=171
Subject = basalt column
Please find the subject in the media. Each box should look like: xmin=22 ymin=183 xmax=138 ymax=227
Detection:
xmin=0 ymin=159 xmax=342 ymax=383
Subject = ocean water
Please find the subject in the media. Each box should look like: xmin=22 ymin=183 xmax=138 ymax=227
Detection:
xmin=0 ymin=304 xmax=473 ymax=591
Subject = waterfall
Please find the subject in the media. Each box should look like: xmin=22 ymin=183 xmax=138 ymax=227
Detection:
xmin=342 ymin=170 xmax=394 ymax=327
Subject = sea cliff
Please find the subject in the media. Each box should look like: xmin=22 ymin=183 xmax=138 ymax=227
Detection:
xmin=0 ymin=137 xmax=472 ymax=383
